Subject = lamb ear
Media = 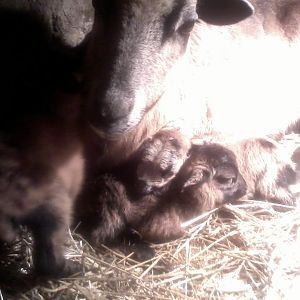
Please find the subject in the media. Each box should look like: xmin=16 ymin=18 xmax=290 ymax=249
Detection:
xmin=182 ymin=167 xmax=210 ymax=189
xmin=197 ymin=0 xmax=254 ymax=26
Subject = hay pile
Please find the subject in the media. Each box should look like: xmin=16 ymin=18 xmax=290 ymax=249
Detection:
xmin=1 ymin=199 xmax=300 ymax=300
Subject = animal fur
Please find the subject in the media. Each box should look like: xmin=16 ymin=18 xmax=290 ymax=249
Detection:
xmin=0 ymin=92 xmax=84 ymax=277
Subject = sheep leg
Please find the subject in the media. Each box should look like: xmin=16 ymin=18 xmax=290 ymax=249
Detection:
xmin=25 ymin=195 xmax=77 ymax=277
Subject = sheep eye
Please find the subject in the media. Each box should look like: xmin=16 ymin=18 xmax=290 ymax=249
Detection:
xmin=177 ymin=19 xmax=197 ymax=35
xmin=164 ymin=3 xmax=198 ymax=38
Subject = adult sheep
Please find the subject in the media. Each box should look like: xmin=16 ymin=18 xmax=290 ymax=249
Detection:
xmin=81 ymin=0 xmax=300 ymax=178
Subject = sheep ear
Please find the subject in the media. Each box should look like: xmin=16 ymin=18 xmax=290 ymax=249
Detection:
xmin=182 ymin=167 xmax=210 ymax=189
xmin=197 ymin=0 xmax=254 ymax=26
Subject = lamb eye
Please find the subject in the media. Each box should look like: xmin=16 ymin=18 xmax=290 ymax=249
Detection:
xmin=215 ymin=176 xmax=235 ymax=185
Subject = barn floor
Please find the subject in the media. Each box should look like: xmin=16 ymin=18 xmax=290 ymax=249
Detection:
xmin=1 ymin=137 xmax=300 ymax=300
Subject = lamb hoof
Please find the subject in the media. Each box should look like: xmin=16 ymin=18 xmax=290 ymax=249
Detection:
xmin=131 ymin=242 xmax=155 ymax=262
xmin=136 ymin=130 xmax=190 ymax=194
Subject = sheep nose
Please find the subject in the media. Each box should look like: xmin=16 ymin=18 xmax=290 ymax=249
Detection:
xmin=98 ymin=106 xmax=113 ymax=124
xmin=95 ymin=95 xmax=133 ymax=125
xmin=93 ymin=101 xmax=121 ymax=127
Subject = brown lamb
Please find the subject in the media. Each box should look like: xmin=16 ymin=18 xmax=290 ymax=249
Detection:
xmin=80 ymin=143 xmax=246 ymax=248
